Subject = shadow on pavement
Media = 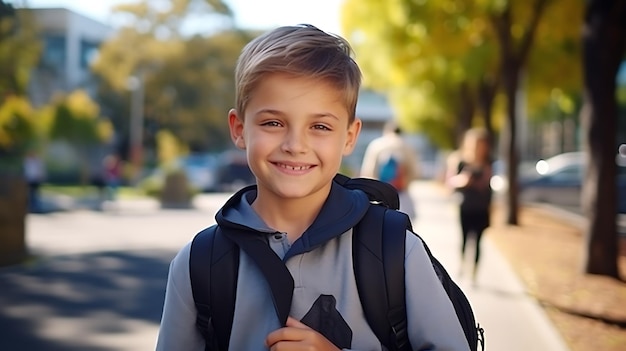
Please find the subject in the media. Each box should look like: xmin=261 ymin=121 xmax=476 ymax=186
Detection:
xmin=470 ymin=283 xmax=530 ymax=300
xmin=0 ymin=249 xmax=176 ymax=351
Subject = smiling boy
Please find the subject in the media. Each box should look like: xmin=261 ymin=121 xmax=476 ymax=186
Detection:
xmin=156 ymin=24 xmax=469 ymax=351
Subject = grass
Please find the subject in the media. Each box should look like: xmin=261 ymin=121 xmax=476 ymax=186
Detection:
xmin=41 ymin=184 xmax=149 ymax=199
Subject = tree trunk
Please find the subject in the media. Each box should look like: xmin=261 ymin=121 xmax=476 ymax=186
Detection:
xmin=0 ymin=173 xmax=28 ymax=266
xmin=491 ymin=0 xmax=548 ymax=225
xmin=456 ymin=82 xmax=475 ymax=145
xmin=503 ymin=62 xmax=520 ymax=225
xmin=580 ymin=0 xmax=625 ymax=278
xmin=478 ymin=80 xmax=497 ymax=153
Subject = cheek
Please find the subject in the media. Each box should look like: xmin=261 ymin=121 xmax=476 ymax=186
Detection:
xmin=315 ymin=136 xmax=349 ymax=157
xmin=244 ymin=131 xmax=281 ymax=156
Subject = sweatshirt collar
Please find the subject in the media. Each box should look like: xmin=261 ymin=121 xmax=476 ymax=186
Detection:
xmin=215 ymin=180 xmax=370 ymax=258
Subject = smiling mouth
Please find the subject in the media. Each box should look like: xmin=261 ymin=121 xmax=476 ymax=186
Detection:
xmin=277 ymin=163 xmax=312 ymax=171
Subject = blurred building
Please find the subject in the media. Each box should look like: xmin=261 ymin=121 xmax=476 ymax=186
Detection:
xmin=18 ymin=8 xmax=114 ymax=184
xmin=24 ymin=8 xmax=113 ymax=107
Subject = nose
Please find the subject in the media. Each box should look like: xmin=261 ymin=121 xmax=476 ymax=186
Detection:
xmin=281 ymin=129 xmax=308 ymax=154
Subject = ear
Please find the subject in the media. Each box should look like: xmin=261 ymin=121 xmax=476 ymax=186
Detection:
xmin=228 ymin=109 xmax=246 ymax=149
xmin=343 ymin=118 xmax=362 ymax=156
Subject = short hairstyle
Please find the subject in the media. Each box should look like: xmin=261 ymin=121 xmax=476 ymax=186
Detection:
xmin=234 ymin=24 xmax=362 ymax=122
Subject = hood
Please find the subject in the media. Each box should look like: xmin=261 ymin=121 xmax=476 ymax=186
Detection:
xmin=215 ymin=179 xmax=371 ymax=259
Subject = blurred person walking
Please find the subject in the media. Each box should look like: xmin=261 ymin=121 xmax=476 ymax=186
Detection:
xmin=23 ymin=151 xmax=45 ymax=213
xmin=360 ymin=120 xmax=420 ymax=220
xmin=445 ymin=128 xmax=493 ymax=283
xmin=102 ymin=154 xmax=122 ymax=202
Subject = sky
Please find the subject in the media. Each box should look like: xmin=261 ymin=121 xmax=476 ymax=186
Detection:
xmin=13 ymin=0 xmax=344 ymax=35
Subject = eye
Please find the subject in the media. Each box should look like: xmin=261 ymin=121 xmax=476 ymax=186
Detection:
xmin=312 ymin=124 xmax=332 ymax=131
xmin=260 ymin=120 xmax=282 ymax=127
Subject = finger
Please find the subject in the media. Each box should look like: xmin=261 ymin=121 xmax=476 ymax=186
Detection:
xmin=265 ymin=326 xmax=305 ymax=347
xmin=285 ymin=317 xmax=310 ymax=329
xmin=268 ymin=340 xmax=299 ymax=351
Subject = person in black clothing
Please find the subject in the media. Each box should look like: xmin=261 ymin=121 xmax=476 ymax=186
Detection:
xmin=446 ymin=128 xmax=493 ymax=283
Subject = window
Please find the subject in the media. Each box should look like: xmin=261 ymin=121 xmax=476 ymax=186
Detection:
xmin=41 ymin=34 xmax=66 ymax=72
xmin=80 ymin=39 xmax=100 ymax=69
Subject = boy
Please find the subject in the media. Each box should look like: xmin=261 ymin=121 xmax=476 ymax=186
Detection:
xmin=156 ymin=24 xmax=469 ymax=350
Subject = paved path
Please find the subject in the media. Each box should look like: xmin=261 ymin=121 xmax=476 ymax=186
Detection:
xmin=409 ymin=181 xmax=570 ymax=351
xmin=0 ymin=195 xmax=227 ymax=351
xmin=0 ymin=182 xmax=570 ymax=350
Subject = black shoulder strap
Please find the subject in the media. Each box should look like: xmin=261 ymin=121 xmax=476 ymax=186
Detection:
xmin=353 ymin=204 xmax=412 ymax=351
xmin=334 ymin=173 xmax=400 ymax=210
xmin=190 ymin=225 xmax=239 ymax=351
xmin=220 ymin=226 xmax=294 ymax=327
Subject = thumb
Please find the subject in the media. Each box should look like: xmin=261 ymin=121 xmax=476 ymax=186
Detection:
xmin=286 ymin=317 xmax=310 ymax=329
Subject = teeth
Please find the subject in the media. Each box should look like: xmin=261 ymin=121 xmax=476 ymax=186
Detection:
xmin=280 ymin=164 xmax=310 ymax=171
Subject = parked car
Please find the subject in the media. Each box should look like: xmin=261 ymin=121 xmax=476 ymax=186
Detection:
xmin=519 ymin=151 xmax=626 ymax=213
xmin=488 ymin=159 xmax=537 ymax=193
xmin=212 ymin=149 xmax=255 ymax=192
xmin=138 ymin=153 xmax=218 ymax=195
xmin=180 ymin=153 xmax=218 ymax=193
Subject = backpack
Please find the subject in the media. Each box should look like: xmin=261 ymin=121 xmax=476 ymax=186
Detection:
xmin=189 ymin=174 xmax=484 ymax=351
xmin=378 ymin=154 xmax=407 ymax=190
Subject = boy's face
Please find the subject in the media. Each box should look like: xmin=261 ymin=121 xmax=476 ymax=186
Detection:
xmin=228 ymin=73 xmax=361 ymax=201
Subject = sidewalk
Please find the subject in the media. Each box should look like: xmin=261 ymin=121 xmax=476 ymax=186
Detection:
xmin=0 ymin=181 xmax=571 ymax=350
xmin=409 ymin=181 xmax=570 ymax=351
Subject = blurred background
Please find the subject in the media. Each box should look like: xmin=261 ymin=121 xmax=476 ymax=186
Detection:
xmin=0 ymin=0 xmax=624 ymax=294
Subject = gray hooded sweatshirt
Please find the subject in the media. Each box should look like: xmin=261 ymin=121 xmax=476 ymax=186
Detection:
xmin=156 ymin=181 xmax=470 ymax=350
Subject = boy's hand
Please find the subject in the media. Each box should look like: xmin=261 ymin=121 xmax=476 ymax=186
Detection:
xmin=265 ymin=317 xmax=340 ymax=351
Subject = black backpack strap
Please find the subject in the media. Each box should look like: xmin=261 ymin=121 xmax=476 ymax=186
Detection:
xmin=190 ymin=225 xmax=239 ymax=351
xmin=354 ymin=204 xmax=484 ymax=351
xmin=220 ymin=227 xmax=294 ymax=326
xmin=334 ymin=173 xmax=400 ymax=210
xmin=353 ymin=204 xmax=412 ymax=351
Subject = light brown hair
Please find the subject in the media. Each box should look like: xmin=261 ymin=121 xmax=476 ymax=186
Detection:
xmin=234 ymin=24 xmax=362 ymax=122
xmin=461 ymin=127 xmax=491 ymax=164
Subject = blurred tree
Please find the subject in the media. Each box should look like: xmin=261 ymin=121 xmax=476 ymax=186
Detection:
xmin=490 ymin=0 xmax=582 ymax=225
xmin=49 ymin=90 xmax=112 ymax=143
xmin=0 ymin=0 xmax=41 ymax=97
xmin=155 ymin=129 xmax=187 ymax=169
xmin=342 ymin=0 xmax=582 ymax=224
xmin=0 ymin=0 xmax=43 ymax=172
xmin=0 ymin=1 xmax=43 ymax=265
xmin=91 ymin=0 xmax=250 ymax=164
xmin=342 ymin=0 xmax=500 ymax=149
xmin=579 ymin=0 xmax=626 ymax=278
xmin=0 ymin=96 xmax=39 ymax=172
xmin=145 ymin=30 xmax=248 ymax=151
xmin=48 ymin=90 xmax=114 ymax=184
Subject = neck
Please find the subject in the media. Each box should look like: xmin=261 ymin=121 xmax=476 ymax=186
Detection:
xmin=251 ymin=187 xmax=330 ymax=243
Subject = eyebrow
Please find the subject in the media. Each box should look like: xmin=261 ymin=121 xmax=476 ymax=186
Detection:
xmin=254 ymin=108 xmax=340 ymax=121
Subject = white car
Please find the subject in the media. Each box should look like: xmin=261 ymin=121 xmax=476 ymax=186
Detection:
xmin=521 ymin=152 xmax=584 ymax=209
xmin=520 ymin=151 xmax=626 ymax=213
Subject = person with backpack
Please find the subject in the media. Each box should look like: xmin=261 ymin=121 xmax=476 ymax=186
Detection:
xmin=445 ymin=128 xmax=494 ymax=284
xmin=360 ymin=121 xmax=420 ymax=220
xmin=156 ymin=24 xmax=472 ymax=351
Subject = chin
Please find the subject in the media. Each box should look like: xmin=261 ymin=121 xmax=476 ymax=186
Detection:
xmin=275 ymin=184 xmax=328 ymax=200
xmin=275 ymin=188 xmax=313 ymax=199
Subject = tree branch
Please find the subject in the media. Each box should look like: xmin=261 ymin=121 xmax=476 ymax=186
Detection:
xmin=518 ymin=0 xmax=550 ymax=65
